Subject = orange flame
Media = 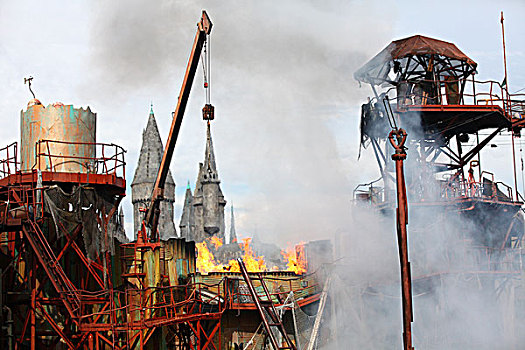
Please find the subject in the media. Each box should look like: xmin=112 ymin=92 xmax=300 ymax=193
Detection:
xmin=195 ymin=237 xmax=307 ymax=275
xmin=281 ymin=243 xmax=307 ymax=274
xmin=196 ymin=241 xmax=225 ymax=273
xmin=210 ymin=236 xmax=223 ymax=250
xmin=231 ymin=238 xmax=267 ymax=272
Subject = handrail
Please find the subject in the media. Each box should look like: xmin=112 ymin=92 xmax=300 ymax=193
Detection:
xmin=33 ymin=139 xmax=126 ymax=178
xmin=367 ymin=78 xmax=525 ymax=119
xmin=0 ymin=142 xmax=19 ymax=179
xmin=440 ymin=176 xmax=516 ymax=202
xmin=352 ymin=173 xmax=519 ymax=204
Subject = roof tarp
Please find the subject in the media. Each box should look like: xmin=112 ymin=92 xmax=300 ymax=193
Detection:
xmin=354 ymin=35 xmax=477 ymax=85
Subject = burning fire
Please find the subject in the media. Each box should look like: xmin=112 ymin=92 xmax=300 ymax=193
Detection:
xmin=210 ymin=236 xmax=223 ymax=250
xmin=281 ymin=244 xmax=307 ymax=275
xmin=231 ymin=238 xmax=268 ymax=272
xmin=196 ymin=241 xmax=224 ymax=273
xmin=195 ymin=237 xmax=307 ymax=275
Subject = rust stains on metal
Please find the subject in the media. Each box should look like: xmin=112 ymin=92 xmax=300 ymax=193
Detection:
xmin=20 ymin=104 xmax=96 ymax=173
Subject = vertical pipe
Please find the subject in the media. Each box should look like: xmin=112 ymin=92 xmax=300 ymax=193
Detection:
xmin=476 ymin=132 xmax=482 ymax=180
xmin=384 ymin=141 xmax=390 ymax=202
xmin=30 ymin=261 xmax=36 ymax=350
xmin=5 ymin=306 xmax=12 ymax=350
xmin=501 ymin=11 xmax=509 ymax=106
xmin=389 ymin=129 xmax=414 ymax=350
xmin=472 ymin=74 xmax=477 ymax=105
xmin=511 ymin=133 xmax=518 ymax=200
xmin=501 ymin=11 xmax=518 ymax=200
xmin=0 ymin=267 xmax=3 ymax=347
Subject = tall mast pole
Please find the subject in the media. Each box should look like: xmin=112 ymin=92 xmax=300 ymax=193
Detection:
xmin=501 ymin=12 xmax=518 ymax=201
xmin=389 ymin=128 xmax=414 ymax=350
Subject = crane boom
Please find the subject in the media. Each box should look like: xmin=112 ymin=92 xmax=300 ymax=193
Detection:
xmin=145 ymin=10 xmax=212 ymax=241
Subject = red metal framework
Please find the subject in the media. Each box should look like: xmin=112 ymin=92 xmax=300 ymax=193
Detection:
xmin=353 ymin=34 xmax=525 ymax=348
xmin=0 ymin=142 xmax=18 ymax=179
xmin=0 ymin=142 xmax=319 ymax=349
xmin=1 ymin=10 xmax=322 ymax=348
xmin=0 ymin=139 xmax=128 ymax=349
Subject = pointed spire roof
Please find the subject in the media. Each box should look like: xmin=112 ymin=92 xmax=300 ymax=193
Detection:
xmin=183 ymin=182 xmax=193 ymax=203
xmin=195 ymin=122 xmax=221 ymax=195
xmin=132 ymin=107 xmax=175 ymax=186
xmin=229 ymin=203 xmax=237 ymax=244
xmin=179 ymin=181 xmax=194 ymax=238
xmin=203 ymin=122 xmax=219 ymax=182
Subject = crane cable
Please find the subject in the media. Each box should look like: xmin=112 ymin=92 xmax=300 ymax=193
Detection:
xmin=201 ymin=34 xmax=211 ymax=105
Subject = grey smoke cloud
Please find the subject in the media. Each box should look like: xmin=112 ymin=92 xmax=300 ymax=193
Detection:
xmin=83 ymin=0 xmax=394 ymax=244
xmin=1 ymin=1 xmax=524 ymax=348
xmin=327 ymin=144 xmax=524 ymax=349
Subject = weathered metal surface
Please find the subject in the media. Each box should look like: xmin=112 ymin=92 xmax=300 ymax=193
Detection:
xmin=20 ymin=104 xmax=96 ymax=173
xmin=0 ymin=171 xmax=125 ymax=192
xmin=389 ymin=129 xmax=414 ymax=350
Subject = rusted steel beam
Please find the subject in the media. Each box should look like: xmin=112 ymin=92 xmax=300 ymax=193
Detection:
xmin=36 ymin=302 xmax=75 ymax=349
xmin=0 ymin=171 xmax=125 ymax=191
xmin=21 ymin=224 xmax=80 ymax=320
xmin=54 ymin=224 xmax=82 ymax=267
xmin=201 ymin=321 xmax=220 ymax=350
xmin=388 ymin=129 xmax=414 ymax=350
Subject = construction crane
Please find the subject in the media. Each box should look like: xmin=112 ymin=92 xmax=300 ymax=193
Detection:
xmin=144 ymin=10 xmax=213 ymax=241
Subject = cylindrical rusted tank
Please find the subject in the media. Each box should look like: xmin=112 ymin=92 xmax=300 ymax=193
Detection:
xmin=20 ymin=103 xmax=96 ymax=173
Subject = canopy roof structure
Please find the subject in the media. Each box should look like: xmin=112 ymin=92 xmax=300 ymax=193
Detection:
xmin=354 ymin=35 xmax=477 ymax=86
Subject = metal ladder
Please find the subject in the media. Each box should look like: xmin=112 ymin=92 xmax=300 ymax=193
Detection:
xmin=237 ymin=258 xmax=297 ymax=350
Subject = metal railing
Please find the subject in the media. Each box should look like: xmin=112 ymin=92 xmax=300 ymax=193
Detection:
xmin=370 ymin=78 xmax=525 ymax=119
xmin=225 ymin=274 xmax=320 ymax=307
xmin=440 ymin=171 xmax=514 ymax=202
xmin=76 ymin=270 xmax=321 ymax=333
xmin=34 ymin=139 xmax=126 ymax=178
xmin=0 ymin=142 xmax=19 ymax=179
xmin=353 ymin=178 xmax=385 ymax=204
xmin=0 ymin=184 xmax=45 ymax=226
xmin=353 ymin=175 xmax=515 ymax=204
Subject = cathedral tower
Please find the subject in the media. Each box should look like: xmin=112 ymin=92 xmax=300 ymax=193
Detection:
xmin=131 ymin=106 xmax=177 ymax=240
xmin=180 ymin=122 xmax=226 ymax=243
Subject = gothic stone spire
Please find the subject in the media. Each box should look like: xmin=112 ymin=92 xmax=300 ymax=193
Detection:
xmin=203 ymin=121 xmax=219 ymax=183
xmin=132 ymin=108 xmax=175 ymax=186
xmin=131 ymin=107 xmax=177 ymax=240
xmin=187 ymin=122 xmax=226 ymax=243
xmin=179 ymin=181 xmax=194 ymax=239
xmin=229 ymin=203 xmax=237 ymax=244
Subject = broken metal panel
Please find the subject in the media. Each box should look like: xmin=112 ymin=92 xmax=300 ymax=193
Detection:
xmin=354 ymin=35 xmax=477 ymax=86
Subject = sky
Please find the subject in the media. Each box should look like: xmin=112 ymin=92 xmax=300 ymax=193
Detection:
xmin=0 ymin=0 xmax=524 ymax=244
